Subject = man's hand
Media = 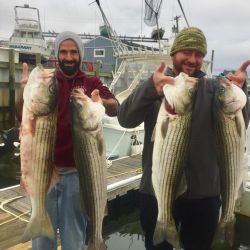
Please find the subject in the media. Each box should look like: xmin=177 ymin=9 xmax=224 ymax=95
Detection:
xmin=71 ymin=88 xmax=103 ymax=105
xmin=226 ymin=60 xmax=250 ymax=88
xmin=153 ymin=61 xmax=175 ymax=96
xmin=91 ymin=89 xmax=103 ymax=104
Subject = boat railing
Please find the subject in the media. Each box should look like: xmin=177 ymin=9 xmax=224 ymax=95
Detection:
xmin=113 ymin=43 xmax=163 ymax=59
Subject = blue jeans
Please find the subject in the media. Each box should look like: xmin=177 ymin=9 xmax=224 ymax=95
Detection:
xmin=32 ymin=172 xmax=87 ymax=250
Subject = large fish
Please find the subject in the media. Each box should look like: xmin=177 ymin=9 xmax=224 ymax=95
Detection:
xmin=20 ymin=64 xmax=57 ymax=242
xmin=152 ymin=73 xmax=198 ymax=250
xmin=70 ymin=88 xmax=107 ymax=250
xmin=212 ymin=77 xmax=247 ymax=246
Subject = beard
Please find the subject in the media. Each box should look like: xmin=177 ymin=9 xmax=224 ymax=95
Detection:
xmin=172 ymin=60 xmax=202 ymax=77
xmin=58 ymin=59 xmax=80 ymax=76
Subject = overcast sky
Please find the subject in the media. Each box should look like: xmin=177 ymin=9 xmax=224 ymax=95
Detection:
xmin=0 ymin=0 xmax=249 ymax=75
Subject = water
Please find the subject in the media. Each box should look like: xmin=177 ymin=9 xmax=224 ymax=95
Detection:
xmin=103 ymin=192 xmax=145 ymax=250
xmin=105 ymin=233 xmax=144 ymax=250
xmin=102 ymin=191 xmax=250 ymax=250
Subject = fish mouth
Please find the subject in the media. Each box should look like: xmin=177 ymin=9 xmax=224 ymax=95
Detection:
xmin=31 ymin=99 xmax=53 ymax=108
xmin=224 ymin=100 xmax=240 ymax=106
xmin=30 ymin=100 xmax=55 ymax=115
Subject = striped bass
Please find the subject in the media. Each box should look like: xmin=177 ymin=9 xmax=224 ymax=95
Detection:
xmin=20 ymin=64 xmax=57 ymax=242
xmin=70 ymin=88 xmax=107 ymax=250
xmin=152 ymin=73 xmax=198 ymax=249
xmin=212 ymin=77 xmax=247 ymax=246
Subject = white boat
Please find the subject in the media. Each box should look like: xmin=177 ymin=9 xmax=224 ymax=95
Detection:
xmin=8 ymin=4 xmax=51 ymax=61
xmin=103 ymin=115 xmax=144 ymax=160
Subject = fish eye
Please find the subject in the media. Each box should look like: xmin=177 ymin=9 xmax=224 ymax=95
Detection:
xmin=218 ymin=87 xmax=225 ymax=95
xmin=188 ymin=88 xmax=194 ymax=96
xmin=76 ymin=102 xmax=82 ymax=110
xmin=49 ymin=84 xmax=56 ymax=94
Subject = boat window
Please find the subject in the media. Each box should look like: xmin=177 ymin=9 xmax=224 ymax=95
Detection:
xmin=27 ymin=32 xmax=33 ymax=38
xmin=34 ymin=32 xmax=39 ymax=38
xmin=94 ymin=48 xmax=105 ymax=57
xmin=14 ymin=30 xmax=20 ymax=36
xmin=21 ymin=31 xmax=26 ymax=38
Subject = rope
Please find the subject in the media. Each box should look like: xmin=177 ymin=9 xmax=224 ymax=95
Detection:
xmin=0 ymin=196 xmax=30 ymax=225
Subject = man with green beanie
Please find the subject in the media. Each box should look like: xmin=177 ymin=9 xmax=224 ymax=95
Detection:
xmin=117 ymin=26 xmax=250 ymax=250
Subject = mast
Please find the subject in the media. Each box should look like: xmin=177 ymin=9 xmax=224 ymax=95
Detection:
xmin=91 ymin=0 xmax=160 ymax=58
xmin=177 ymin=0 xmax=189 ymax=27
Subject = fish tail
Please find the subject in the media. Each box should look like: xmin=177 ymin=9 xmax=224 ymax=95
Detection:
xmin=212 ymin=219 xmax=236 ymax=247
xmin=212 ymin=218 xmax=236 ymax=248
xmin=166 ymin=223 xmax=181 ymax=250
xmin=153 ymin=221 xmax=166 ymax=245
xmin=212 ymin=221 xmax=225 ymax=247
xmin=86 ymin=241 xmax=107 ymax=250
xmin=153 ymin=221 xmax=181 ymax=250
xmin=21 ymin=213 xmax=55 ymax=242
xmin=225 ymin=219 xmax=236 ymax=247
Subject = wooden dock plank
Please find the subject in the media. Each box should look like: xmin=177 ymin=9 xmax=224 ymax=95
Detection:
xmin=0 ymin=154 xmax=142 ymax=250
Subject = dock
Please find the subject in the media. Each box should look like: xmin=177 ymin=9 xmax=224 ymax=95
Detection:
xmin=0 ymin=154 xmax=142 ymax=250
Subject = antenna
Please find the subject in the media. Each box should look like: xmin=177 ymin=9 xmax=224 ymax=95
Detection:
xmin=172 ymin=15 xmax=181 ymax=35
xmin=144 ymin=0 xmax=163 ymax=51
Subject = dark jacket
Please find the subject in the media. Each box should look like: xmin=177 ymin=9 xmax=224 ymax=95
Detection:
xmin=117 ymin=67 xmax=250 ymax=198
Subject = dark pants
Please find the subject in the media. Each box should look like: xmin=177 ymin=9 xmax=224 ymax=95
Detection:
xmin=139 ymin=192 xmax=221 ymax=250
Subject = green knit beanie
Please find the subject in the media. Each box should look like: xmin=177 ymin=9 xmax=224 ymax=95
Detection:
xmin=170 ymin=27 xmax=207 ymax=56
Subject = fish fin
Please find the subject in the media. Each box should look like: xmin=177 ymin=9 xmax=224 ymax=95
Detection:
xmin=163 ymin=87 xmax=174 ymax=110
xmin=19 ymin=124 xmax=23 ymax=140
xmin=97 ymin=133 xmax=104 ymax=156
xmin=86 ymin=241 xmax=107 ymax=250
xmin=212 ymin=221 xmax=225 ymax=247
xmin=20 ymin=177 xmax=28 ymax=195
xmin=161 ymin=118 xmax=169 ymax=139
xmin=21 ymin=213 xmax=55 ymax=243
xmin=235 ymin=114 xmax=243 ymax=137
xmin=225 ymin=219 xmax=236 ymax=247
xmin=104 ymin=202 xmax=108 ymax=216
xmin=28 ymin=113 xmax=36 ymax=136
xmin=47 ymin=167 xmax=59 ymax=193
xmin=154 ymin=221 xmax=181 ymax=249
xmin=166 ymin=222 xmax=181 ymax=250
xmin=151 ymin=125 xmax=156 ymax=142
xmin=212 ymin=218 xmax=236 ymax=248
xmin=153 ymin=221 xmax=166 ymax=245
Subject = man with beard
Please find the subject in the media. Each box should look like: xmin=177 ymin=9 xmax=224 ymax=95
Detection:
xmin=15 ymin=31 xmax=119 ymax=250
xmin=117 ymin=27 xmax=250 ymax=250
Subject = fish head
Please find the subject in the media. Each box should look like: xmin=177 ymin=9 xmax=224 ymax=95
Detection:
xmin=216 ymin=76 xmax=247 ymax=115
xmin=24 ymin=65 xmax=57 ymax=116
xmin=163 ymin=72 xmax=198 ymax=115
xmin=70 ymin=88 xmax=105 ymax=132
